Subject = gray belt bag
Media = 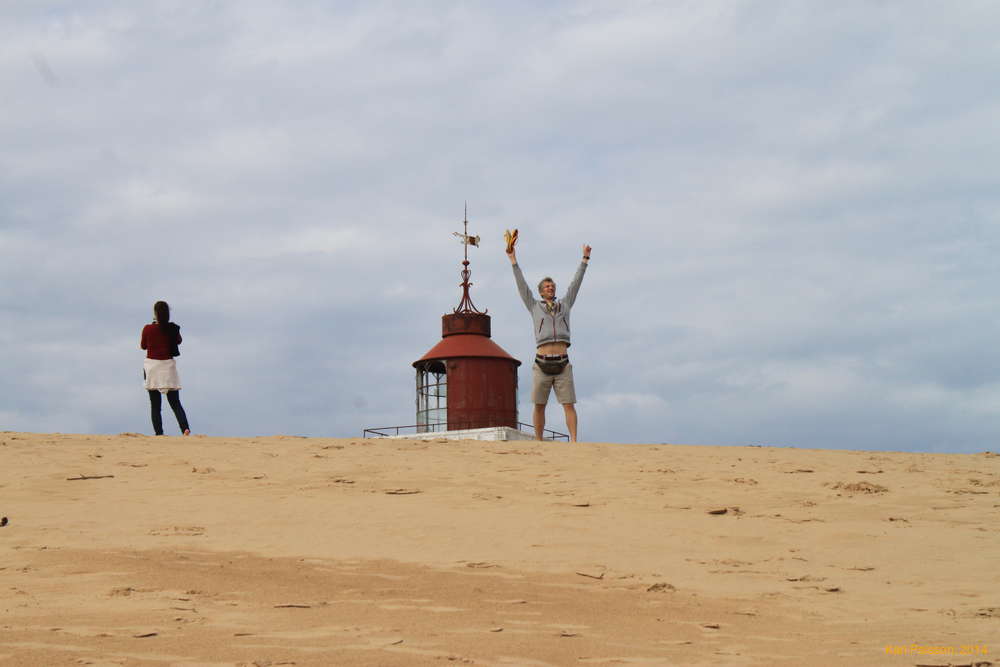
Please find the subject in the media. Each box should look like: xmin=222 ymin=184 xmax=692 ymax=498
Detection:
xmin=535 ymin=355 xmax=568 ymax=375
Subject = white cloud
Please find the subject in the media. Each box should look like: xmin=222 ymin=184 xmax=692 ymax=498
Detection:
xmin=3 ymin=1 xmax=1000 ymax=451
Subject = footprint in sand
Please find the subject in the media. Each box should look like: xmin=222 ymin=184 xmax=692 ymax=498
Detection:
xmin=646 ymin=582 xmax=676 ymax=593
xmin=826 ymin=481 xmax=888 ymax=494
xmin=707 ymin=506 xmax=743 ymax=515
xmin=149 ymin=526 xmax=205 ymax=536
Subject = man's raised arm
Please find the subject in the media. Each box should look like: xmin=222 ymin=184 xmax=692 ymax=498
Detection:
xmin=562 ymin=244 xmax=591 ymax=309
xmin=507 ymin=245 xmax=535 ymax=311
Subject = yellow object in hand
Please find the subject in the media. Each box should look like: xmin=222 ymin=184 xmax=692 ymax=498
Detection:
xmin=504 ymin=228 xmax=519 ymax=254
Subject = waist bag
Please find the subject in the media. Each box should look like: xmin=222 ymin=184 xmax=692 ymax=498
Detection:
xmin=535 ymin=356 xmax=568 ymax=375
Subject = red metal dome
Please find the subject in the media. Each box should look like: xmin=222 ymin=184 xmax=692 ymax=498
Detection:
xmin=413 ymin=333 xmax=521 ymax=366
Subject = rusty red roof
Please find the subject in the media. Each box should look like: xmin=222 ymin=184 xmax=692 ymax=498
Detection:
xmin=413 ymin=334 xmax=521 ymax=367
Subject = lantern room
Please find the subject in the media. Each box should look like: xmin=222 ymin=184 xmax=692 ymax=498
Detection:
xmin=413 ymin=311 xmax=520 ymax=432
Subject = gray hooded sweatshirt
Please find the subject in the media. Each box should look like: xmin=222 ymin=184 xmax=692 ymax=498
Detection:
xmin=511 ymin=261 xmax=588 ymax=348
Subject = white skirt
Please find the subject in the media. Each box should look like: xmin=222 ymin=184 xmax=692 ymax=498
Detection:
xmin=143 ymin=358 xmax=181 ymax=394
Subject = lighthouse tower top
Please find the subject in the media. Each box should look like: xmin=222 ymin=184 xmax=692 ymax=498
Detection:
xmin=412 ymin=205 xmax=519 ymax=364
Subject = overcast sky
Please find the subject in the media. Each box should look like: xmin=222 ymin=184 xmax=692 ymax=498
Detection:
xmin=3 ymin=1 xmax=999 ymax=452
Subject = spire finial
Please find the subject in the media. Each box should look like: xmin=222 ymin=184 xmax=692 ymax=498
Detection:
xmin=451 ymin=203 xmax=485 ymax=314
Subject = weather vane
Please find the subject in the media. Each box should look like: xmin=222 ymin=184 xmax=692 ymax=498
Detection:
xmin=452 ymin=202 xmax=480 ymax=251
xmin=453 ymin=202 xmax=485 ymax=314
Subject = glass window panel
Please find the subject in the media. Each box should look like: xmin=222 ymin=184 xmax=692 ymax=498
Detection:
xmin=415 ymin=366 xmax=447 ymax=432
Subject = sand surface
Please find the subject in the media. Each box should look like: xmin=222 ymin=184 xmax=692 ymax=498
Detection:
xmin=1 ymin=431 xmax=998 ymax=666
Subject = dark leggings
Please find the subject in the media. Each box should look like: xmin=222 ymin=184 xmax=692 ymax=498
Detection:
xmin=148 ymin=390 xmax=190 ymax=435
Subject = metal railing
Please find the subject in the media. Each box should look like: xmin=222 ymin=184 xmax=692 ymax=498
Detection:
xmin=362 ymin=421 xmax=569 ymax=441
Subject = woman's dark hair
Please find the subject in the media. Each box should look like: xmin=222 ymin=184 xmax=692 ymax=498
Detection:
xmin=153 ymin=301 xmax=170 ymax=331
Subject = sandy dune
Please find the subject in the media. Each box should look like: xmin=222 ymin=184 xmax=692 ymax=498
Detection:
xmin=1 ymin=431 xmax=997 ymax=666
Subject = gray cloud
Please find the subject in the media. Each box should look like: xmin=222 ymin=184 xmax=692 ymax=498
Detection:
xmin=2 ymin=1 xmax=1000 ymax=451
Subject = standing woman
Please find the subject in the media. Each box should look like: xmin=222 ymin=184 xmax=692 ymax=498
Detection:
xmin=140 ymin=301 xmax=191 ymax=435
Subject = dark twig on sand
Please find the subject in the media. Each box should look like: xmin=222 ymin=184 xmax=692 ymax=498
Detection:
xmin=66 ymin=474 xmax=115 ymax=481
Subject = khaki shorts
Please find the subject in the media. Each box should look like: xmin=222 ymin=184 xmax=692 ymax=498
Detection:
xmin=532 ymin=361 xmax=576 ymax=405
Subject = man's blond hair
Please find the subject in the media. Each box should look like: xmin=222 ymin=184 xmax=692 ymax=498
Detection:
xmin=537 ymin=277 xmax=555 ymax=294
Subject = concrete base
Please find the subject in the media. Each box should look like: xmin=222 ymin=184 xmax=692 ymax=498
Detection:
xmin=380 ymin=426 xmax=539 ymax=442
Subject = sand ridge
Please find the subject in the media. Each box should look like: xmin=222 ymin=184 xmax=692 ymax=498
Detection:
xmin=1 ymin=432 xmax=998 ymax=665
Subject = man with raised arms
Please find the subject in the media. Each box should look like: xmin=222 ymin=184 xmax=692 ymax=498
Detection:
xmin=506 ymin=234 xmax=591 ymax=442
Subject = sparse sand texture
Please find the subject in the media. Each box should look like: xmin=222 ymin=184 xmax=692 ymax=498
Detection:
xmin=1 ymin=432 xmax=998 ymax=666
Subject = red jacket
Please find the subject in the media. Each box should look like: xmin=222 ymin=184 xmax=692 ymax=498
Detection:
xmin=141 ymin=323 xmax=182 ymax=360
